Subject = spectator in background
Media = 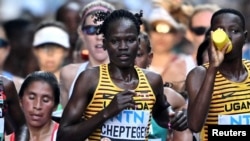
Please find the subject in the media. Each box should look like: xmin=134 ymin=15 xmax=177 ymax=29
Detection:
xmin=55 ymin=0 xmax=81 ymax=64
xmin=32 ymin=20 xmax=70 ymax=81
xmin=59 ymin=0 xmax=115 ymax=109
xmin=147 ymin=6 xmax=196 ymax=95
xmin=152 ymin=0 xmax=195 ymax=56
xmin=196 ymin=29 xmax=211 ymax=66
xmin=152 ymin=0 xmax=194 ymax=30
xmin=0 ymin=25 xmax=24 ymax=92
xmin=187 ymin=3 xmax=220 ymax=63
xmin=3 ymin=18 xmax=39 ymax=78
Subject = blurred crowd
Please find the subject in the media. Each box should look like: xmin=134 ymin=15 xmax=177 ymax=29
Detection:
xmin=0 ymin=0 xmax=249 ymax=78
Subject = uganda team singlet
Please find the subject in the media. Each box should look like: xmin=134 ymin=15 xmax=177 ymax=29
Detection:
xmin=200 ymin=60 xmax=250 ymax=141
xmin=84 ymin=64 xmax=156 ymax=141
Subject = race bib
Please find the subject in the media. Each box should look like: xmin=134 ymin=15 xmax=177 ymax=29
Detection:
xmin=218 ymin=113 xmax=250 ymax=125
xmin=101 ymin=110 xmax=150 ymax=141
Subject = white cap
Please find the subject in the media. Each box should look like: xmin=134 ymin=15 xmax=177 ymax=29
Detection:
xmin=148 ymin=6 xmax=181 ymax=30
xmin=33 ymin=26 xmax=70 ymax=48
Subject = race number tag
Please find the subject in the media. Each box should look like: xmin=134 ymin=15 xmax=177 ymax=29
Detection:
xmin=101 ymin=110 xmax=150 ymax=140
xmin=218 ymin=113 xmax=250 ymax=125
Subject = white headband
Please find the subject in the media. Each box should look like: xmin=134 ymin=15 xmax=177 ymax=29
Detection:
xmin=33 ymin=26 xmax=70 ymax=48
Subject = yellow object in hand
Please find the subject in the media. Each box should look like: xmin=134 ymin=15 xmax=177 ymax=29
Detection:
xmin=211 ymin=28 xmax=232 ymax=53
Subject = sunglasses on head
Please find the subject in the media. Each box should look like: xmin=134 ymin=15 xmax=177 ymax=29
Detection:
xmin=0 ymin=38 xmax=8 ymax=47
xmin=190 ymin=26 xmax=208 ymax=36
xmin=81 ymin=25 xmax=99 ymax=35
xmin=152 ymin=23 xmax=176 ymax=34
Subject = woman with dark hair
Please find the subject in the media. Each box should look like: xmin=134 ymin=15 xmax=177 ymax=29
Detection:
xmin=9 ymin=71 xmax=60 ymax=141
xmin=187 ymin=8 xmax=249 ymax=141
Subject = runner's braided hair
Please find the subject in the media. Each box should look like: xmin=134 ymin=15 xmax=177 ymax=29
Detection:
xmin=93 ymin=9 xmax=143 ymax=37
xmin=211 ymin=8 xmax=245 ymax=30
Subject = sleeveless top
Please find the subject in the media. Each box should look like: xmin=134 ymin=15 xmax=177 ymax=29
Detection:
xmin=84 ymin=64 xmax=156 ymax=141
xmin=52 ymin=62 xmax=89 ymax=118
xmin=200 ymin=59 xmax=250 ymax=141
xmin=68 ymin=62 xmax=89 ymax=98
xmin=9 ymin=123 xmax=59 ymax=141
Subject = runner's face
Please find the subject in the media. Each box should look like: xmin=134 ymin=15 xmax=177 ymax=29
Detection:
xmin=211 ymin=13 xmax=247 ymax=60
xmin=104 ymin=18 xmax=139 ymax=68
xmin=135 ymin=37 xmax=150 ymax=68
xmin=79 ymin=15 xmax=109 ymax=63
xmin=34 ymin=44 xmax=67 ymax=73
xmin=20 ymin=81 xmax=56 ymax=128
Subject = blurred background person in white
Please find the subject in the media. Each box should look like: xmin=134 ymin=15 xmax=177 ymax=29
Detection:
xmin=0 ymin=24 xmax=24 ymax=92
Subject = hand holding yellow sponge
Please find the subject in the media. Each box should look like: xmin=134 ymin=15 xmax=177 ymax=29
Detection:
xmin=211 ymin=28 xmax=232 ymax=53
